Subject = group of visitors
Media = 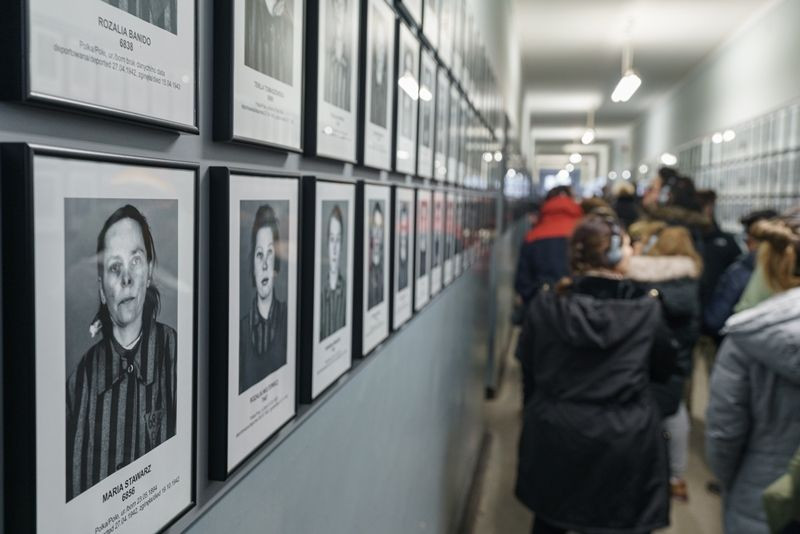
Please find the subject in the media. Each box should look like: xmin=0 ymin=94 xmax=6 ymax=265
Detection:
xmin=513 ymin=167 xmax=800 ymax=534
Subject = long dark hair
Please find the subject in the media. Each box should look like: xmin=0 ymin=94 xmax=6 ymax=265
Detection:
xmin=93 ymin=205 xmax=161 ymax=336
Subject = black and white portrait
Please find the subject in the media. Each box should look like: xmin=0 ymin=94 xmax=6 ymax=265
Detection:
xmin=244 ymin=0 xmax=294 ymax=85
xmin=369 ymin=2 xmax=389 ymax=128
xmin=102 ymin=0 xmax=178 ymax=34
xmin=324 ymin=0 xmax=352 ymax=111
xmin=367 ymin=200 xmax=385 ymax=309
xmin=420 ymin=63 xmax=434 ymax=148
xmin=433 ymin=196 xmax=442 ymax=268
xmin=65 ymin=200 xmax=178 ymax=501
xmin=399 ymin=48 xmax=416 ymax=139
xmin=417 ymin=200 xmax=429 ymax=276
xmin=320 ymin=201 xmax=348 ymax=340
xmin=397 ymin=201 xmax=410 ymax=290
xmin=238 ymin=202 xmax=289 ymax=393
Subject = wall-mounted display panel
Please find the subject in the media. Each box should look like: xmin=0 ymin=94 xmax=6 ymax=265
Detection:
xmin=454 ymin=193 xmax=464 ymax=276
xmin=0 ymin=144 xmax=197 ymax=533
xmin=355 ymin=183 xmax=391 ymax=356
xmin=423 ymin=0 xmax=439 ymax=49
xmin=208 ymin=169 xmax=299 ymax=480
xmin=1 ymin=0 xmax=197 ymax=131
xmin=300 ymin=178 xmax=355 ymax=401
xmin=394 ymin=21 xmax=420 ymax=175
xmin=414 ymin=188 xmax=432 ymax=310
xmin=392 ymin=186 xmax=415 ymax=329
xmin=306 ymin=0 xmax=361 ymax=162
xmin=429 ymin=190 xmax=444 ymax=295
xmin=214 ymin=0 xmax=305 ymax=151
xmin=447 ymin=84 xmax=460 ymax=184
xmin=361 ymin=0 xmax=396 ymax=170
xmin=416 ymin=47 xmax=436 ymax=179
xmin=443 ymin=192 xmax=455 ymax=285
xmin=433 ymin=68 xmax=449 ymax=182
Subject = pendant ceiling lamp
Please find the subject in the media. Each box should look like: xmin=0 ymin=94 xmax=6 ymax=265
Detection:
xmin=611 ymin=41 xmax=641 ymax=103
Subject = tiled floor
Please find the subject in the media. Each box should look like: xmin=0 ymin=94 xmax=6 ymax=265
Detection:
xmin=470 ymin=330 xmax=723 ymax=534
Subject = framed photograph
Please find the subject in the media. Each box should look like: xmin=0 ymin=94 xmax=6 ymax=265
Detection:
xmin=208 ymin=169 xmax=299 ymax=480
xmin=453 ymin=193 xmax=464 ymax=277
xmin=416 ymin=47 xmax=437 ymax=179
xmin=305 ymin=0 xmax=361 ymax=162
xmin=214 ymin=0 xmax=305 ymax=150
xmin=429 ymin=190 xmax=444 ymax=296
xmin=300 ymin=178 xmax=355 ymax=402
xmin=414 ymin=188 xmax=432 ymax=311
xmin=1 ymin=144 xmax=196 ymax=532
xmin=397 ymin=0 xmax=421 ymax=25
xmin=1 ymin=0 xmax=197 ymax=131
xmin=437 ymin=0 xmax=452 ymax=66
xmin=392 ymin=186 xmax=415 ymax=329
xmin=443 ymin=191 xmax=454 ymax=285
xmin=423 ymin=0 xmax=439 ymax=49
xmin=457 ymin=96 xmax=468 ymax=186
xmin=360 ymin=0 xmax=396 ymax=171
xmin=354 ymin=182 xmax=391 ymax=356
xmin=447 ymin=84 xmax=460 ymax=184
xmin=394 ymin=21 xmax=420 ymax=175
xmin=433 ymin=67 xmax=450 ymax=181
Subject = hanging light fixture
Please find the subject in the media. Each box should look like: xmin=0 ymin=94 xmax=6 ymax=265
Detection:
xmin=611 ymin=40 xmax=641 ymax=103
xmin=569 ymin=152 xmax=583 ymax=164
xmin=581 ymin=109 xmax=596 ymax=145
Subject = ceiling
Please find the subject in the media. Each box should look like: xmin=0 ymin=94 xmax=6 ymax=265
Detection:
xmin=515 ymin=0 xmax=774 ymax=144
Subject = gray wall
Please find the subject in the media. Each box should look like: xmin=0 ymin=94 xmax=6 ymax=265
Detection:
xmin=633 ymin=0 xmax=800 ymax=164
xmin=0 ymin=0 xmax=516 ymax=531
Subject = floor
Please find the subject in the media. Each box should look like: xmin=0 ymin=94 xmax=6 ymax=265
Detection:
xmin=470 ymin=330 xmax=723 ymax=534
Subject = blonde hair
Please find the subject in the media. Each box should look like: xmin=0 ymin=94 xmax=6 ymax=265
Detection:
xmin=628 ymin=220 xmax=666 ymax=244
xmin=646 ymin=226 xmax=704 ymax=274
xmin=751 ymin=214 xmax=800 ymax=292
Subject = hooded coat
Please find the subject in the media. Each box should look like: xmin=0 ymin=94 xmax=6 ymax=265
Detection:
xmin=627 ymin=255 xmax=701 ymax=416
xmin=514 ymin=195 xmax=583 ymax=303
xmin=515 ymin=277 xmax=671 ymax=534
xmin=706 ymin=286 xmax=800 ymax=534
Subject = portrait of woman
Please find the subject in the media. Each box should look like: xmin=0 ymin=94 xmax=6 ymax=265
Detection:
xmin=239 ymin=204 xmax=289 ymax=393
xmin=65 ymin=204 xmax=177 ymax=501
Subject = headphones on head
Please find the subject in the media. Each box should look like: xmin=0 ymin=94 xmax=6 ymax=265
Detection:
xmin=603 ymin=217 xmax=624 ymax=267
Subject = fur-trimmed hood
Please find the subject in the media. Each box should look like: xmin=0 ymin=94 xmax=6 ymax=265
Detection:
xmin=642 ymin=205 xmax=712 ymax=231
xmin=627 ymin=255 xmax=700 ymax=282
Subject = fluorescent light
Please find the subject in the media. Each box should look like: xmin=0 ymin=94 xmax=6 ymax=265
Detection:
xmin=581 ymin=128 xmax=595 ymax=145
xmin=482 ymin=152 xmax=493 ymax=162
xmin=418 ymin=85 xmax=433 ymax=102
xmin=712 ymin=132 xmax=723 ymax=144
xmin=323 ymin=126 xmax=333 ymax=135
xmin=398 ymin=74 xmax=419 ymax=100
xmin=611 ymin=70 xmax=641 ymax=103
xmin=494 ymin=151 xmax=503 ymax=162
xmin=565 ymin=163 xmax=575 ymax=172
xmin=660 ymin=152 xmax=677 ymax=166
xmin=397 ymin=150 xmax=410 ymax=160
xmin=638 ymin=164 xmax=649 ymax=174
xmin=608 ymin=171 xmax=618 ymax=180
xmin=556 ymin=169 xmax=570 ymax=181
xmin=569 ymin=152 xmax=582 ymax=164
xmin=622 ymin=170 xmax=631 ymax=179
xmin=723 ymin=129 xmax=736 ymax=142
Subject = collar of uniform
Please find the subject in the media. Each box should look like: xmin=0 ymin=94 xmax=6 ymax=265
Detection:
xmin=96 ymin=320 xmax=158 ymax=393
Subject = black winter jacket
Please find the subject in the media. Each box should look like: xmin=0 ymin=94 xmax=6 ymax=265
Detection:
xmin=515 ymin=276 xmax=671 ymax=534
xmin=627 ymin=255 xmax=701 ymax=417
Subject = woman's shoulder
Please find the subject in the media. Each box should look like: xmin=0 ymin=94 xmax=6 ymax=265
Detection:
xmin=154 ymin=321 xmax=177 ymax=343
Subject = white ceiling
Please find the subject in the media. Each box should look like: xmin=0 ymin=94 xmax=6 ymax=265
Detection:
xmin=515 ymin=0 xmax=775 ymax=143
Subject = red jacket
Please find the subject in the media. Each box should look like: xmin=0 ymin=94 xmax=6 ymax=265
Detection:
xmin=525 ymin=195 xmax=583 ymax=243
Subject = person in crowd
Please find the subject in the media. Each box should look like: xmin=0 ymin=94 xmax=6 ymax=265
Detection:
xmin=695 ymin=189 xmax=742 ymax=313
xmin=627 ymin=225 xmax=702 ymax=502
xmin=612 ymin=180 xmax=640 ymax=229
xmin=580 ymin=196 xmax=616 ymax=218
xmin=706 ymin=208 xmax=800 ymax=534
xmin=703 ymin=208 xmax=778 ymax=336
xmin=641 ymin=170 xmax=710 ymax=246
xmin=515 ymin=214 xmax=672 ymax=534
xmin=513 ymin=185 xmax=582 ymax=306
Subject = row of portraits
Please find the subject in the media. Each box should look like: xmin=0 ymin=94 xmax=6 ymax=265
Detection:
xmin=0 ymin=145 xmax=497 ymax=534
xmin=0 ymin=0 xmax=500 ymax=183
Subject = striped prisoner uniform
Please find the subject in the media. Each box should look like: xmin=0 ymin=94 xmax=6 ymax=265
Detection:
xmin=65 ymin=319 xmax=177 ymax=501
xmin=320 ymin=274 xmax=346 ymax=341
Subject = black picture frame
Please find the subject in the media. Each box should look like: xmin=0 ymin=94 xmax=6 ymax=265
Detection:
xmin=414 ymin=186 xmax=432 ymax=311
xmin=391 ymin=184 xmax=416 ymax=330
xmin=0 ymin=0 xmax=199 ymax=133
xmin=353 ymin=180 xmax=392 ymax=358
xmin=299 ymin=176 xmax=357 ymax=403
xmin=393 ymin=19 xmax=421 ymax=175
xmin=303 ymin=0 xmax=362 ymax=163
xmin=0 ymin=144 xmax=198 ymax=533
xmin=213 ymin=0 xmax=307 ymax=152
xmin=208 ymin=167 xmax=303 ymax=481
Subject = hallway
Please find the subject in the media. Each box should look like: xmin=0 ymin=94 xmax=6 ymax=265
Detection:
xmin=471 ymin=332 xmax=723 ymax=534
